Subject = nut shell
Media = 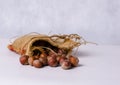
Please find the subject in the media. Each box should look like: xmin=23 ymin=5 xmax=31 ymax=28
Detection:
xmin=33 ymin=60 xmax=43 ymax=68
xmin=61 ymin=60 xmax=71 ymax=70
xmin=48 ymin=56 xmax=58 ymax=67
xmin=69 ymin=56 xmax=79 ymax=67
xmin=39 ymin=57 xmax=48 ymax=66
xmin=59 ymin=57 xmax=67 ymax=65
xmin=28 ymin=57 xmax=34 ymax=66
xmin=19 ymin=55 xmax=29 ymax=65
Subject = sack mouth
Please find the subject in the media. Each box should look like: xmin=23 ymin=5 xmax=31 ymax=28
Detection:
xmin=28 ymin=40 xmax=69 ymax=57
xmin=32 ymin=47 xmax=44 ymax=56
xmin=32 ymin=40 xmax=59 ymax=52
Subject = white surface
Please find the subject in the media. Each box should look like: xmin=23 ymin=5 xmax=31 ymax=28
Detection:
xmin=0 ymin=0 xmax=120 ymax=44
xmin=0 ymin=38 xmax=120 ymax=85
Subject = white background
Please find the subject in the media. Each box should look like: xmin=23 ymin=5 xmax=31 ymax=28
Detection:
xmin=0 ymin=1 xmax=120 ymax=85
xmin=0 ymin=0 xmax=120 ymax=44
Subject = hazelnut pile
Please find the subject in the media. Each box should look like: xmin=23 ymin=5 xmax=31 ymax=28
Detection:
xmin=19 ymin=50 xmax=79 ymax=70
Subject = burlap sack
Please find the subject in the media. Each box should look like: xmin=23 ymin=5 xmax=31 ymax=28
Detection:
xmin=8 ymin=33 xmax=82 ymax=57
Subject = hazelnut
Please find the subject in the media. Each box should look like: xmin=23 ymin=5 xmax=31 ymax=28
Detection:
xmin=8 ymin=45 xmax=14 ymax=51
xmin=28 ymin=57 xmax=34 ymax=66
xmin=34 ymin=55 xmax=40 ymax=59
xmin=48 ymin=56 xmax=58 ymax=67
xmin=59 ymin=57 xmax=67 ymax=65
xmin=40 ymin=53 xmax=47 ymax=58
xmin=47 ymin=56 xmax=55 ymax=61
xmin=39 ymin=57 xmax=47 ymax=66
xmin=61 ymin=54 xmax=66 ymax=58
xmin=56 ymin=55 xmax=61 ymax=62
xmin=19 ymin=55 xmax=29 ymax=65
xmin=58 ymin=49 xmax=67 ymax=55
xmin=33 ymin=60 xmax=43 ymax=68
xmin=48 ymin=51 xmax=57 ymax=57
xmin=20 ymin=49 xmax=26 ymax=55
xmin=48 ymin=51 xmax=54 ymax=56
xmin=57 ymin=49 xmax=63 ymax=55
xmin=61 ymin=60 xmax=71 ymax=70
xmin=69 ymin=56 xmax=79 ymax=67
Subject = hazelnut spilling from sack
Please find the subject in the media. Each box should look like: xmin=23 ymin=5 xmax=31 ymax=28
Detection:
xmin=8 ymin=33 xmax=86 ymax=70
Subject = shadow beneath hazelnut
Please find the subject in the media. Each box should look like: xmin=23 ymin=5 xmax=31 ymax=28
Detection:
xmin=77 ymin=64 xmax=84 ymax=67
xmin=70 ymin=64 xmax=84 ymax=70
xmin=72 ymin=50 xmax=91 ymax=58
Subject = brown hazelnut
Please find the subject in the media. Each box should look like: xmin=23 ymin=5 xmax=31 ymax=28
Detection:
xmin=39 ymin=57 xmax=47 ymax=66
xmin=28 ymin=57 xmax=34 ymax=66
xmin=40 ymin=53 xmax=47 ymax=58
xmin=59 ymin=57 xmax=67 ymax=65
xmin=47 ymin=56 xmax=55 ymax=61
xmin=48 ymin=51 xmax=57 ymax=57
xmin=56 ymin=56 xmax=61 ymax=62
xmin=33 ymin=60 xmax=43 ymax=68
xmin=34 ymin=55 xmax=40 ymax=59
xmin=48 ymin=51 xmax=54 ymax=56
xmin=58 ymin=49 xmax=67 ymax=55
xmin=48 ymin=56 xmax=58 ymax=67
xmin=20 ymin=49 xmax=26 ymax=55
xmin=69 ymin=56 xmax=79 ymax=67
xmin=8 ymin=45 xmax=14 ymax=51
xmin=19 ymin=55 xmax=29 ymax=65
xmin=61 ymin=60 xmax=71 ymax=70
